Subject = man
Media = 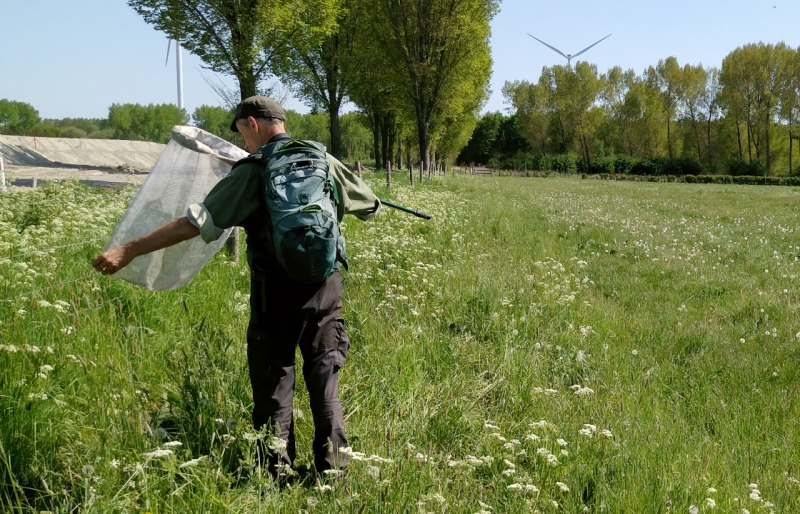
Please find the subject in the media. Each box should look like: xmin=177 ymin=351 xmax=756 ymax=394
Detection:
xmin=93 ymin=96 xmax=380 ymax=477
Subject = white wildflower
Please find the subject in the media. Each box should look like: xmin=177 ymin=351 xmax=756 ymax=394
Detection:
xmin=178 ymin=455 xmax=206 ymax=469
xmin=141 ymin=449 xmax=173 ymax=459
xmin=502 ymin=469 xmax=516 ymax=476
xmin=267 ymin=436 xmax=286 ymax=453
xmin=503 ymin=459 xmax=515 ymax=468
xmin=600 ymin=429 xmax=613 ymax=438
xmin=547 ymin=454 xmax=558 ymax=467
xmin=705 ymin=498 xmax=716 ymax=509
xmin=38 ymin=300 xmax=53 ymax=308
xmin=340 ymin=446 xmax=366 ymax=461
xmin=689 ymin=505 xmax=699 ymax=514
xmin=162 ymin=441 xmax=182 ymax=448
xmin=483 ymin=422 xmax=500 ymax=430
xmin=525 ymin=433 xmax=541 ymax=441
xmin=415 ymin=453 xmax=432 ymax=463
xmin=556 ymin=439 xmax=568 ymax=447
xmin=555 ymin=482 xmax=569 ymax=492
xmin=60 ymin=326 xmax=74 ymax=335
xmin=39 ymin=364 xmax=54 ymax=373
xmin=315 ymin=483 xmax=333 ymax=492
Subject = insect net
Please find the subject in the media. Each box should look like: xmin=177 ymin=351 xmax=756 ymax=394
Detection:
xmin=104 ymin=126 xmax=248 ymax=291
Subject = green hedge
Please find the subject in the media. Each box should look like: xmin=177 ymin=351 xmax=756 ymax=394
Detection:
xmin=594 ymin=173 xmax=800 ymax=186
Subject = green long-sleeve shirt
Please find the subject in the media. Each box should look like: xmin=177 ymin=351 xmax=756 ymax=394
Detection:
xmin=186 ymin=134 xmax=380 ymax=268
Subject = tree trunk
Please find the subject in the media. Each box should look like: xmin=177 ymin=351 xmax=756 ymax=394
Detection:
xmin=371 ymin=112 xmax=382 ymax=170
xmin=328 ymin=101 xmax=342 ymax=159
xmin=707 ymin=118 xmax=713 ymax=171
xmin=746 ymin=122 xmax=752 ymax=164
xmin=765 ymin=106 xmax=771 ymax=174
xmin=388 ymin=121 xmax=396 ymax=170
xmin=666 ymin=119 xmax=673 ymax=159
xmin=238 ymin=72 xmax=258 ymax=99
xmin=397 ymin=138 xmax=403 ymax=170
xmin=736 ymin=121 xmax=743 ymax=158
xmin=381 ymin=119 xmax=389 ymax=171
xmin=416 ymin=114 xmax=429 ymax=181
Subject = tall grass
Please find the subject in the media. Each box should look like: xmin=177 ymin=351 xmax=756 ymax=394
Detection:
xmin=1 ymin=176 xmax=799 ymax=512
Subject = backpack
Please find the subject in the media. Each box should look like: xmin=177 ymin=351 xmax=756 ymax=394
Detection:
xmin=245 ymin=139 xmax=347 ymax=284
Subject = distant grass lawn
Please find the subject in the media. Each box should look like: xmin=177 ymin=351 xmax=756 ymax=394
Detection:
xmin=1 ymin=176 xmax=799 ymax=512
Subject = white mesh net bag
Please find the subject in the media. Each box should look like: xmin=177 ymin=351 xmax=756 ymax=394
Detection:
xmin=104 ymin=126 xmax=248 ymax=291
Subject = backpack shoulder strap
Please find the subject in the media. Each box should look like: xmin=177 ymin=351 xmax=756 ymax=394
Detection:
xmin=231 ymin=153 xmax=264 ymax=171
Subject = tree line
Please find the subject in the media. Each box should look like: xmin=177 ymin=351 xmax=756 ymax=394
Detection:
xmin=0 ymin=100 xmax=374 ymax=162
xmin=490 ymin=42 xmax=800 ymax=176
xmin=127 ymin=0 xmax=497 ymax=171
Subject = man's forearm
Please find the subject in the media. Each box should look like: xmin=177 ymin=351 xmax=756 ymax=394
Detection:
xmin=93 ymin=216 xmax=201 ymax=275
xmin=125 ymin=217 xmax=200 ymax=258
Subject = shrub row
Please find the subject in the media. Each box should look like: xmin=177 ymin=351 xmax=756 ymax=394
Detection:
xmin=484 ymin=152 xmax=779 ymax=177
xmin=590 ymin=173 xmax=800 ymax=186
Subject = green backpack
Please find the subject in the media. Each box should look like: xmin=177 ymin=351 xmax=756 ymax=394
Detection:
xmin=248 ymin=139 xmax=346 ymax=283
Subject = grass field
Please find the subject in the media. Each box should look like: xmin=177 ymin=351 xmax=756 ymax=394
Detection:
xmin=1 ymin=175 xmax=799 ymax=513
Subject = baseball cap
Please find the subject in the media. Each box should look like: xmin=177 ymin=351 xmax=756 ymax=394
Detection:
xmin=230 ymin=96 xmax=285 ymax=132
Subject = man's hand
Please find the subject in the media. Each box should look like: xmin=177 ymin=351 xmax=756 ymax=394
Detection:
xmin=92 ymin=245 xmax=135 ymax=275
xmin=91 ymin=217 xmax=200 ymax=276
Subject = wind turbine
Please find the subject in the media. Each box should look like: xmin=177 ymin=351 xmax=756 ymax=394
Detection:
xmin=526 ymin=33 xmax=612 ymax=67
xmin=165 ymin=39 xmax=185 ymax=110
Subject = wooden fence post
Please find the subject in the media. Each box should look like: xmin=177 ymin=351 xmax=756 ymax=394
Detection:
xmin=357 ymin=161 xmax=362 ymax=177
xmin=386 ymin=161 xmax=392 ymax=188
xmin=419 ymin=160 xmax=424 ymax=182
xmin=0 ymin=157 xmax=5 ymax=193
xmin=225 ymin=229 xmax=240 ymax=265
xmin=409 ymin=161 xmax=414 ymax=186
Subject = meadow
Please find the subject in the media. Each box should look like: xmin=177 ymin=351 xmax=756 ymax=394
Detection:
xmin=1 ymin=175 xmax=799 ymax=513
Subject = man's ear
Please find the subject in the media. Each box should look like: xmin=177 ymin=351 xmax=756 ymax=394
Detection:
xmin=247 ymin=116 xmax=260 ymax=132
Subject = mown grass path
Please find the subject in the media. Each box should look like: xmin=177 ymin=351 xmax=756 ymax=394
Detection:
xmin=1 ymin=176 xmax=798 ymax=512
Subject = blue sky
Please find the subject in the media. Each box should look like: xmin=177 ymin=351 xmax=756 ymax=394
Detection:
xmin=1 ymin=0 xmax=799 ymax=120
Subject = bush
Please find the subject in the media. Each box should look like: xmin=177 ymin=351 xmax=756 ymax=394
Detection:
xmin=531 ymin=154 xmax=551 ymax=172
xmin=664 ymin=157 xmax=704 ymax=176
xmin=551 ymin=153 xmax=578 ymax=173
xmin=89 ymin=128 xmax=115 ymax=139
xmin=631 ymin=156 xmax=666 ymax=176
xmin=588 ymin=155 xmax=615 ymax=174
xmin=59 ymin=127 xmax=87 ymax=138
xmin=727 ymin=154 xmax=766 ymax=176
xmin=614 ymin=155 xmax=637 ymax=175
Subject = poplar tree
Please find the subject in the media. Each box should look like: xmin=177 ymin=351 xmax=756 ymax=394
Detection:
xmin=360 ymin=0 xmax=497 ymax=170
xmin=128 ymin=0 xmax=339 ymax=100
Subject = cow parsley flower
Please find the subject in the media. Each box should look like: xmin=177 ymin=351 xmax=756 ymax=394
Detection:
xmin=142 ymin=449 xmax=173 ymax=459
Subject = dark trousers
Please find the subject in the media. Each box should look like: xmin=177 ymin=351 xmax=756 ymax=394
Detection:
xmin=247 ymin=269 xmax=350 ymax=474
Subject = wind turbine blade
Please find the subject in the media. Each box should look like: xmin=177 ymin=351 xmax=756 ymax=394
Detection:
xmin=571 ymin=34 xmax=612 ymax=60
xmin=527 ymin=33 xmax=568 ymax=60
xmin=165 ymin=39 xmax=172 ymax=66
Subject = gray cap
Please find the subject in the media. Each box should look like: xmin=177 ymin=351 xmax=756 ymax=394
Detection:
xmin=230 ymin=96 xmax=285 ymax=132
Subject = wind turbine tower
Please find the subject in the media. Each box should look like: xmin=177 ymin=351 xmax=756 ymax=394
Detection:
xmin=166 ymin=39 xmax=185 ymax=110
xmin=527 ymin=33 xmax=612 ymax=67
